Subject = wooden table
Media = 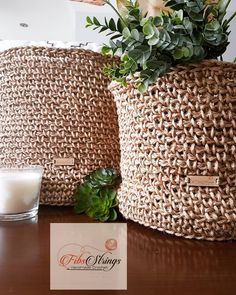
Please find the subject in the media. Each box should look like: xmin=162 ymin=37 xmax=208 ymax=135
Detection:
xmin=0 ymin=206 xmax=235 ymax=295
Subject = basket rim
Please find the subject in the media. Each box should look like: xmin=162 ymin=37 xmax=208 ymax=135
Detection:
xmin=0 ymin=45 xmax=106 ymax=60
xmin=109 ymin=59 xmax=236 ymax=92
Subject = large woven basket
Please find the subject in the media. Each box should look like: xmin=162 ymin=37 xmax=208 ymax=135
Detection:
xmin=0 ymin=46 xmax=120 ymax=205
xmin=110 ymin=60 xmax=236 ymax=241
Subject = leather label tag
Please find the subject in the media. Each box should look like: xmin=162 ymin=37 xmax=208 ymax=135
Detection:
xmin=54 ymin=158 xmax=75 ymax=166
xmin=188 ymin=176 xmax=219 ymax=187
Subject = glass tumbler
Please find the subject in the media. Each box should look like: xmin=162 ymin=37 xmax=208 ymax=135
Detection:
xmin=0 ymin=166 xmax=44 ymax=221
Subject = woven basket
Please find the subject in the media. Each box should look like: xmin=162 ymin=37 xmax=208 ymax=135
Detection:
xmin=0 ymin=46 xmax=120 ymax=205
xmin=110 ymin=60 xmax=236 ymax=241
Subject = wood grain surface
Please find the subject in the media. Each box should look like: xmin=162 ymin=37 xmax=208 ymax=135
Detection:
xmin=0 ymin=206 xmax=235 ymax=295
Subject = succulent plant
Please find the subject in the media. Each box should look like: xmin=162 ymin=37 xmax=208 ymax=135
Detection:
xmin=74 ymin=168 xmax=120 ymax=221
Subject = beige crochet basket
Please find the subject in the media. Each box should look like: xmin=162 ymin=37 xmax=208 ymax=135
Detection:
xmin=0 ymin=46 xmax=120 ymax=205
xmin=110 ymin=60 xmax=236 ymax=241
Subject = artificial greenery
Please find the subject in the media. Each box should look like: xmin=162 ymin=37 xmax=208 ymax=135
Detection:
xmin=74 ymin=168 xmax=120 ymax=221
xmin=86 ymin=0 xmax=236 ymax=92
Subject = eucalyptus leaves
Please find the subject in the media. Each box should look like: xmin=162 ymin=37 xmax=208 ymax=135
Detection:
xmin=86 ymin=0 xmax=236 ymax=92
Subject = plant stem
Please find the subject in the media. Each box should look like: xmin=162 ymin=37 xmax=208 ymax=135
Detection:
xmin=224 ymin=11 xmax=236 ymax=27
xmin=104 ymin=0 xmax=127 ymax=27
xmin=224 ymin=0 xmax=231 ymax=13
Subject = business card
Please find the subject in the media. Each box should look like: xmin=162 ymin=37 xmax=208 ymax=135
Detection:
xmin=50 ymin=223 xmax=127 ymax=290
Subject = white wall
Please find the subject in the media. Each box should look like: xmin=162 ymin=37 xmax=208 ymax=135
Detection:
xmin=0 ymin=0 xmax=117 ymax=43
xmin=0 ymin=0 xmax=235 ymax=61
xmin=0 ymin=0 xmax=75 ymax=41
xmin=223 ymin=1 xmax=236 ymax=62
xmin=72 ymin=0 xmax=118 ymax=44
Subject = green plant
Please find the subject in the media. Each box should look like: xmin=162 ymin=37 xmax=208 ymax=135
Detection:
xmin=86 ymin=0 xmax=236 ymax=92
xmin=74 ymin=168 xmax=121 ymax=221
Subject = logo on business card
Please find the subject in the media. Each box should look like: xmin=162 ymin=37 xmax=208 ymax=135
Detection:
xmin=57 ymin=239 xmax=121 ymax=271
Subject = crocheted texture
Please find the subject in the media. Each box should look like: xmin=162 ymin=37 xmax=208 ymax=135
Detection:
xmin=0 ymin=46 xmax=120 ymax=205
xmin=110 ymin=60 xmax=236 ymax=241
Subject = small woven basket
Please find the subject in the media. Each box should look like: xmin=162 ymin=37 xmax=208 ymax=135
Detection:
xmin=110 ymin=60 xmax=236 ymax=241
xmin=0 ymin=46 xmax=120 ymax=205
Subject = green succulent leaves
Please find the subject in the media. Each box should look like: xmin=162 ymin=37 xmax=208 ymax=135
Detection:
xmin=74 ymin=168 xmax=120 ymax=222
xmin=86 ymin=0 xmax=235 ymax=92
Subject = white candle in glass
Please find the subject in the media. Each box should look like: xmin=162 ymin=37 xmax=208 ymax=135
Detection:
xmin=0 ymin=166 xmax=43 ymax=220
